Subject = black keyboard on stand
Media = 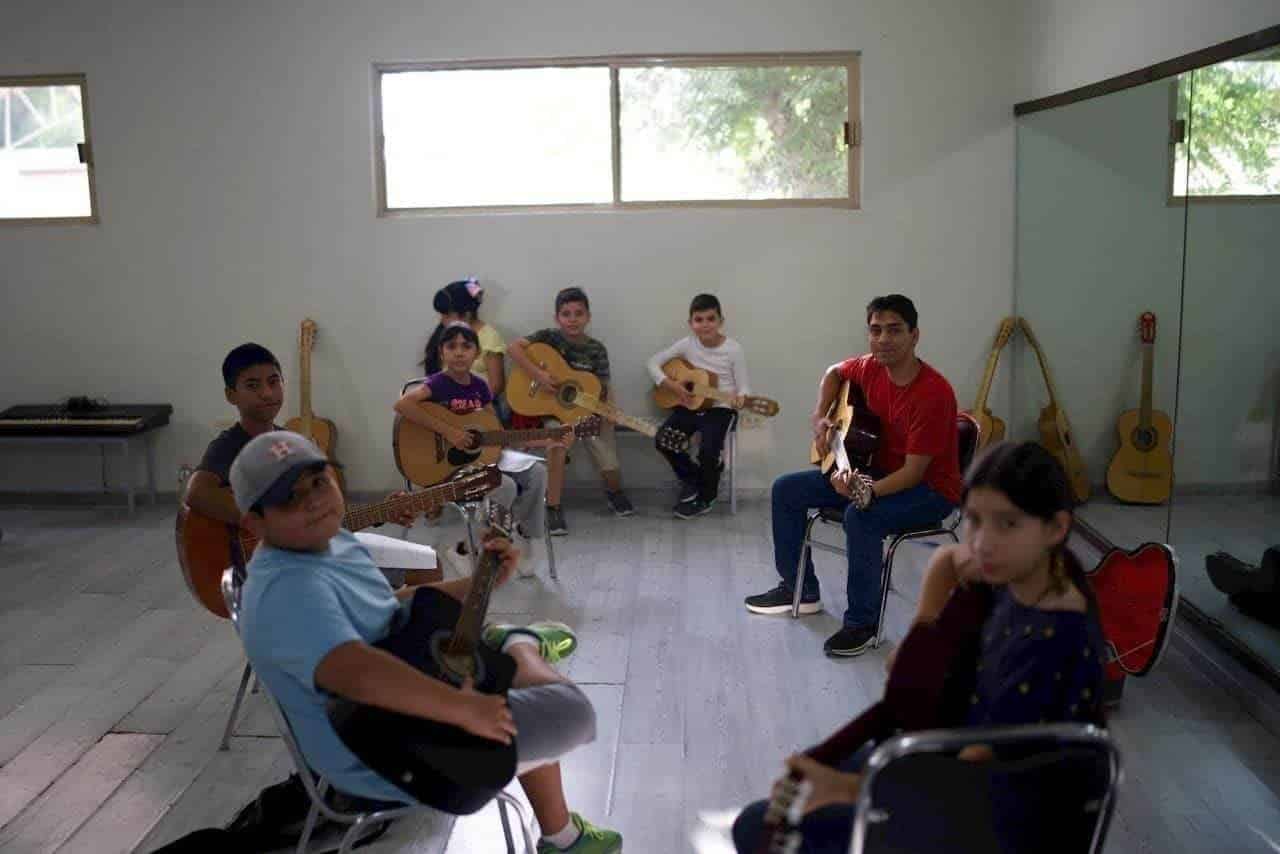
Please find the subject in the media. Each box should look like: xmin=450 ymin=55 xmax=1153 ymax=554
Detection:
xmin=0 ymin=404 xmax=173 ymax=436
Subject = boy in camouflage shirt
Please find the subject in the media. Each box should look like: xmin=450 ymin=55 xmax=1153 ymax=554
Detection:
xmin=510 ymin=287 xmax=634 ymax=531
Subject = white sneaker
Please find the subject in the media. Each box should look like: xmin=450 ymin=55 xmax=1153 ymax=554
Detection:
xmin=517 ymin=534 xmax=540 ymax=578
xmin=440 ymin=542 xmax=473 ymax=579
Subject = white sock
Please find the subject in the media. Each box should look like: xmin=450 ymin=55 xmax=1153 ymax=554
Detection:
xmin=500 ymin=631 xmax=538 ymax=653
xmin=541 ymin=819 xmax=580 ymax=850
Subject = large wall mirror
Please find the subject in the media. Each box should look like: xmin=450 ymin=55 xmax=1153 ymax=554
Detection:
xmin=1015 ymin=37 xmax=1280 ymax=677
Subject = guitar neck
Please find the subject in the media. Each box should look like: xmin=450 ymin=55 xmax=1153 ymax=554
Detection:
xmin=1139 ymin=342 xmax=1154 ymax=429
xmin=299 ymin=337 xmax=314 ymax=431
xmin=476 ymin=427 xmax=566 ymax=447
xmin=574 ymin=394 xmax=657 ymax=438
xmin=341 ymin=480 xmax=472 ymax=531
xmin=1020 ymin=321 xmax=1064 ymax=409
xmin=972 ymin=342 xmax=1003 ymax=412
xmin=446 ymin=545 xmax=504 ymax=658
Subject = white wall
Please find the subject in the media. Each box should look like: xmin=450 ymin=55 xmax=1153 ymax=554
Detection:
xmin=1017 ymin=0 xmax=1278 ymax=102
xmin=1014 ymin=77 xmax=1280 ymax=489
xmin=0 ymin=0 xmax=1018 ymax=496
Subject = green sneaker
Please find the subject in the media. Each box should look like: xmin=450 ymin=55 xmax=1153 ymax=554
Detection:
xmin=481 ymin=620 xmax=578 ymax=664
xmin=537 ymin=813 xmax=622 ymax=853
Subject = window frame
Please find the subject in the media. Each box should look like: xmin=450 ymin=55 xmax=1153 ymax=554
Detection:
xmin=0 ymin=73 xmax=100 ymax=225
xmin=372 ymin=52 xmax=860 ymax=216
xmin=1167 ymin=69 xmax=1280 ymax=206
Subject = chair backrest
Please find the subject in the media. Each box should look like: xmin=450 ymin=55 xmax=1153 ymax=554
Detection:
xmin=851 ymin=723 xmax=1120 ymax=854
xmin=956 ymin=412 xmax=980 ymax=475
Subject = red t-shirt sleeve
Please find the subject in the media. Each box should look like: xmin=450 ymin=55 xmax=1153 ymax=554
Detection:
xmin=904 ymin=380 xmax=955 ymax=458
xmin=837 ymin=356 xmax=864 ymax=383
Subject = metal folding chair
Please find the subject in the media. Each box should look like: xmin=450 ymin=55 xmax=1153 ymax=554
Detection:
xmin=791 ymin=413 xmax=981 ymax=651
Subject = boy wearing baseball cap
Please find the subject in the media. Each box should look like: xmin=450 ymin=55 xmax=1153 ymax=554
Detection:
xmin=232 ymin=431 xmax=621 ymax=853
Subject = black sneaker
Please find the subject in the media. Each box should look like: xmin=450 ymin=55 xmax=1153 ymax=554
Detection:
xmin=823 ymin=625 xmax=878 ymax=657
xmin=1207 ymin=551 xmax=1279 ymax=596
xmin=745 ymin=584 xmax=821 ymax=616
xmin=606 ymin=490 xmax=635 ymax=517
xmin=547 ymin=505 xmax=568 ymax=536
xmin=678 ymin=478 xmax=700 ymax=503
xmin=674 ymin=497 xmax=714 ymax=519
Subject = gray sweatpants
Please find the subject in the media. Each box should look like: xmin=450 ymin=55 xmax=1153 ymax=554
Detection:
xmin=488 ymin=464 xmax=547 ymax=539
xmin=509 ymin=682 xmax=597 ymax=774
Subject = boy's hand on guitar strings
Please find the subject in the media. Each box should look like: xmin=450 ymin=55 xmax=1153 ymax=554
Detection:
xmin=446 ymin=427 xmax=476 ymax=450
xmin=732 ymin=394 xmax=746 ymax=410
xmin=780 ymin=755 xmax=862 ymax=814
xmin=829 ymin=469 xmax=855 ymax=499
xmin=454 ymin=677 xmax=517 ymax=744
xmin=534 ymin=369 xmax=559 ymax=390
xmin=811 ymin=414 xmax=833 ymax=450
xmin=480 ymin=533 xmax=521 ymax=587
xmin=383 ymin=491 xmax=417 ymax=527
xmin=851 ymin=472 xmax=875 ymax=510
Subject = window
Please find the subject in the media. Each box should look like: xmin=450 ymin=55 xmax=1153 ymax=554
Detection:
xmin=0 ymin=74 xmax=98 ymax=223
xmin=374 ymin=54 xmax=858 ymax=213
xmin=1172 ymin=51 xmax=1280 ymax=200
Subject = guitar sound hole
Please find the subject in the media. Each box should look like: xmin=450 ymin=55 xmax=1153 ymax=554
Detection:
xmin=556 ymin=384 xmax=579 ymax=407
xmin=1131 ymin=427 xmax=1158 ymax=452
xmin=430 ymin=630 xmax=484 ymax=686
xmin=446 ymin=435 xmax=482 ymax=466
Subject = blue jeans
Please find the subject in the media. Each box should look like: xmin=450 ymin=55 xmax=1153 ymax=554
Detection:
xmin=771 ymin=469 xmax=955 ymax=628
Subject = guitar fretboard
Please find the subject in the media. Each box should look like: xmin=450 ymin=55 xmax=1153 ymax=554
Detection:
xmin=574 ymin=394 xmax=658 ymax=438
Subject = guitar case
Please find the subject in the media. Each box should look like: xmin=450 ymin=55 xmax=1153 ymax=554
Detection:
xmin=1085 ymin=542 xmax=1178 ymax=681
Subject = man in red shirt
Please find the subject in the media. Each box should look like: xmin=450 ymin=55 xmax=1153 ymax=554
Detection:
xmin=745 ymin=295 xmax=962 ymax=657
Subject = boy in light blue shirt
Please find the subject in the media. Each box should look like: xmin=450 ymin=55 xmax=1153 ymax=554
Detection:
xmin=233 ymin=430 xmax=621 ymax=853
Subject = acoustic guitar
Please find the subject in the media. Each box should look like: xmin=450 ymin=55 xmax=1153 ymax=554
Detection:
xmin=394 ymin=404 xmax=602 ymax=487
xmin=175 ymin=465 xmax=501 ymax=618
xmin=284 ymin=319 xmax=342 ymax=488
xmin=810 ymin=379 xmax=881 ymax=477
xmin=327 ymin=502 xmax=519 ymax=815
xmin=652 ymin=357 xmax=780 ymax=417
xmin=1106 ymin=313 xmax=1173 ymax=505
xmin=964 ymin=318 xmax=1016 ymax=453
xmin=507 ymin=342 xmax=690 ymax=453
xmin=1018 ymin=318 xmax=1091 ymax=504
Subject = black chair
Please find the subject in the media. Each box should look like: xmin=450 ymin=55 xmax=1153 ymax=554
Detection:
xmin=851 ymin=723 xmax=1121 ymax=854
xmin=791 ymin=413 xmax=981 ymax=651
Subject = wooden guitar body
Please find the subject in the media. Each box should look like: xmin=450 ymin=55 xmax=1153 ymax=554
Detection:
xmin=810 ymin=380 xmax=881 ymax=475
xmin=652 ymin=357 xmax=781 ymax=416
xmin=1035 ymin=403 xmax=1091 ymax=503
xmin=393 ymin=406 xmax=504 ymax=487
xmin=1106 ymin=409 xmax=1174 ymax=504
xmin=1106 ymin=313 xmax=1173 ymax=505
xmin=285 ymin=413 xmax=338 ymax=458
xmin=507 ymin=342 xmax=604 ymax=422
xmin=175 ymin=504 xmax=255 ymax=619
xmin=652 ymin=358 xmax=717 ymax=411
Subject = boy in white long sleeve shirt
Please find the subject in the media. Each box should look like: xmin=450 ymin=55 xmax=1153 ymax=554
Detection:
xmin=646 ymin=294 xmax=751 ymax=518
